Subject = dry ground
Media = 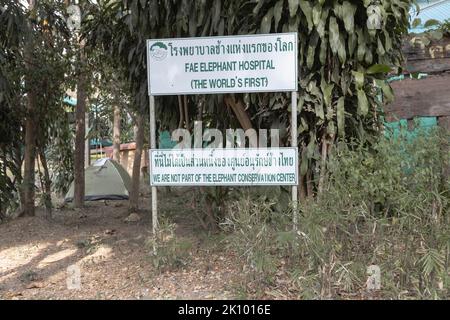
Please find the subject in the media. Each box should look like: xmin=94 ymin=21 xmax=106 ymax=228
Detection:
xmin=0 ymin=189 xmax=242 ymax=300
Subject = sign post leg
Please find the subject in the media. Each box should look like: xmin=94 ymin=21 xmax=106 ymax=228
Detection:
xmin=149 ymin=95 xmax=158 ymax=255
xmin=291 ymin=91 xmax=298 ymax=231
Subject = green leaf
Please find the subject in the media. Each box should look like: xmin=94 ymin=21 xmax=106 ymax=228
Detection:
xmin=329 ymin=17 xmax=340 ymax=55
xmin=315 ymin=102 xmax=324 ymax=120
xmin=316 ymin=6 xmax=329 ymax=38
xmin=365 ymin=49 xmax=373 ymax=65
xmin=348 ymin=33 xmax=357 ymax=57
xmin=412 ymin=18 xmax=421 ymax=28
xmin=306 ymin=135 xmax=316 ymax=158
xmin=366 ymin=64 xmax=391 ymax=74
xmin=419 ymin=248 xmax=444 ymax=276
xmin=329 ymin=17 xmax=347 ymax=63
xmin=342 ymin=1 xmax=356 ymax=33
xmin=424 ymin=19 xmax=440 ymax=28
xmin=307 ymin=31 xmax=319 ymax=69
xmin=321 ymin=80 xmax=334 ymax=108
xmin=375 ymin=79 xmax=394 ymax=103
xmin=288 ymin=15 xmax=300 ymax=32
xmin=356 ymin=28 xmax=366 ymax=62
xmin=299 ymin=0 xmax=313 ymax=32
xmin=333 ymin=2 xmax=343 ymax=20
xmin=383 ymin=31 xmax=392 ymax=52
xmin=357 ymin=43 xmax=366 ymax=62
xmin=298 ymin=116 xmax=309 ymax=134
xmin=312 ymin=3 xmax=322 ymax=26
xmin=274 ymin=0 xmax=283 ymax=30
xmin=382 ymin=83 xmax=394 ymax=103
xmin=297 ymin=95 xmax=305 ymax=113
xmin=357 ymin=89 xmax=369 ymax=116
xmin=338 ymin=33 xmax=346 ymax=64
xmin=253 ymin=1 xmax=264 ymax=15
xmin=337 ymin=97 xmax=345 ymax=137
xmin=260 ymin=8 xmax=274 ymax=34
xmin=352 ymin=71 xmax=364 ymax=90
xmin=300 ymin=153 xmax=308 ymax=175
xmin=377 ymin=37 xmax=385 ymax=56
xmin=327 ymin=121 xmax=336 ymax=135
xmin=288 ymin=0 xmax=299 ymax=18
xmin=319 ymin=39 xmax=327 ymax=64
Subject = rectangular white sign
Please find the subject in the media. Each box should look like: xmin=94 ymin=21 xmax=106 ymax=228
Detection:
xmin=149 ymin=148 xmax=298 ymax=186
xmin=147 ymin=33 xmax=298 ymax=95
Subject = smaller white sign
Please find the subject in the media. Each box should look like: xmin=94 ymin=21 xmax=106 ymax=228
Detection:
xmin=149 ymin=148 xmax=298 ymax=186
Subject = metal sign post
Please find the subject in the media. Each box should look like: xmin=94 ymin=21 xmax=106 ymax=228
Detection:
xmin=291 ymin=91 xmax=298 ymax=231
xmin=146 ymin=33 xmax=299 ymax=253
xmin=149 ymin=95 xmax=158 ymax=255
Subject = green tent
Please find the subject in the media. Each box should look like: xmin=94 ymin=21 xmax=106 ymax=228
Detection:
xmin=65 ymin=158 xmax=131 ymax=202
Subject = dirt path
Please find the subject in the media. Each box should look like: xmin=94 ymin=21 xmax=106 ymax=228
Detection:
xmin=0 ymin=191 xmax=241 ymax=299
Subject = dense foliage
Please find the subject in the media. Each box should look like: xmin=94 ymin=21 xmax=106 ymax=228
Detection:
xmin=83 ymin=0 xmax=411 ymax=200
xmin=0 ymin=0 xmax=72 ymax=218
xmin=223 ymin=127 xmax=449 ymax=299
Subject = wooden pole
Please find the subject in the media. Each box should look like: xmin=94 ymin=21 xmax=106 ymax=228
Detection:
xmin=112 ymin=106 xmax=121 ymax=163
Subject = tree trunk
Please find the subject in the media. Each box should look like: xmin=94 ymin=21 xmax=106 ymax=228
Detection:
xmin=183 ymin=95 xmax=190 ymax=130
xmin=12 ymin=142 xmax=24 ymax=211
xmin=224 ymin=95 xmax=253 ymax=131
xmin=85 ymin=111 xmax=90 ymax=167
xmin=317 ymin=132 xmax=328 ymax=196
xmin=0 ymin=150 xmax=7 ymax=218
xmin=299 ymin=174 xmax=307 ymax=200
xmin=21 ymin=0 xmax=37 ymax=217
xmin=177 ymin=95 xmax=184 ymax=128
xmin=129 ymin=113 xmax=144 ymax=212
xmin=112 ymin=105 xmax=121 ymax=162
xmin=39 ymin=148 xmax=52 ymax=219
xmin=73 ymin=42 xmax=87 ymax=208
xmin=22 ymin=104 xmax=37 ymax=217
xmin=306 ymin=169 xmax=314 ymax=198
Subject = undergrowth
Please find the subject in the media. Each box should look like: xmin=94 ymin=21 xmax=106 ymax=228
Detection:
xmin=223 ymin=127 xmax=450 ymax=299
xmin=146 ymin=217 xmax=193 ymax=273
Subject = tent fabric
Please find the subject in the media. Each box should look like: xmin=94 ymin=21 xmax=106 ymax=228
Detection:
xmin=65 ymin=158 xmax=131 ymax=202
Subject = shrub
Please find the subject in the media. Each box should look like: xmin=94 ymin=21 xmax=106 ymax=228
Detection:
xmin=224 ymin=127 xmax=450 ymax=299
xmin=146 ymin=218 xmax=193 ymax=273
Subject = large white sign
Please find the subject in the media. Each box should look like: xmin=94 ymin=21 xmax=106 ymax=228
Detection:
xmin=147 ymin=33 xmax=298 ymax=95
xmin=150 ymin=148 xmax=298 ymax=186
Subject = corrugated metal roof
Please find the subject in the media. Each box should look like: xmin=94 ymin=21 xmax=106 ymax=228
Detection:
xmin=409 ymin=0 xmax=450 ymax=33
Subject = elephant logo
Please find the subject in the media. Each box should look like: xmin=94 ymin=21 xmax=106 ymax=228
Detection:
xmin=149 ymin=42 xmax=168 ymax=61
